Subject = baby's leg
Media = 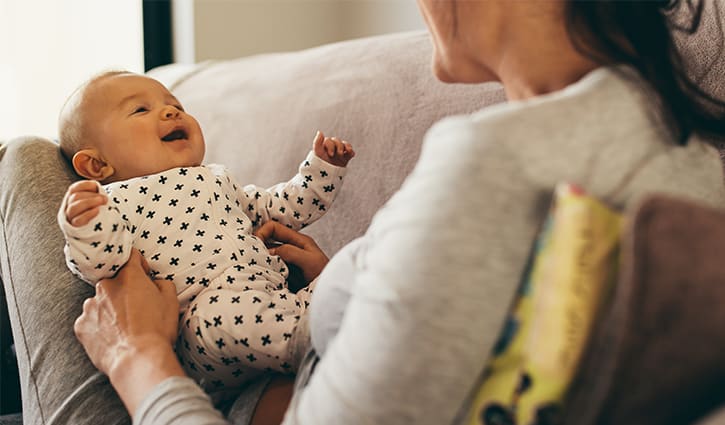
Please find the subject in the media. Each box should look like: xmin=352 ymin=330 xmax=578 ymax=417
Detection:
xmin=177 ymin=285 xmax=309 ymax=391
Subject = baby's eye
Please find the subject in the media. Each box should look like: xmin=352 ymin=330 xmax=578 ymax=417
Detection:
xmin=133 ymin=106 xmax=149 ymax=114
xmin=174 ymin=105 xmax=185 ymax=112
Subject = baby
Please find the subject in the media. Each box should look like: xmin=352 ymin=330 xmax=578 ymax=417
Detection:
xmin=56 ymin=70 xmax=354 ymax=391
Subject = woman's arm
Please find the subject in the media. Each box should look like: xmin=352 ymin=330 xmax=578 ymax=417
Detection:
xmin=284 ymin=118 xmax=541 ymax=425
xmin=73 ymin=249 xmax=186 ymax=414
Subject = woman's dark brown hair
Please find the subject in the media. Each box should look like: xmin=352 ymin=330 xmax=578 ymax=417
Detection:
xmin=565 ymin=0 xmax=725 ymax=145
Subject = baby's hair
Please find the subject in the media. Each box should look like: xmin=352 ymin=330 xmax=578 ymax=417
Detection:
xmin=58 ymin=69 xmax=132 ymax=162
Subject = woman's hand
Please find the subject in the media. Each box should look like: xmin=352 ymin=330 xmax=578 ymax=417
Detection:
xmin=74 ymin=249 xmax=185 ymax=415
xmin=255 ymin=221 xmax=329 ymax=284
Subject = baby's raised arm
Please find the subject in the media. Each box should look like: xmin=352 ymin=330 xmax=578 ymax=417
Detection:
xmin=234 ymin=134 xmax=351 ymax=232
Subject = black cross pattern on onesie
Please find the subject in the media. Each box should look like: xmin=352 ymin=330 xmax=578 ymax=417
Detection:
xmin=59 ymin=151 xmax=346 ymax=390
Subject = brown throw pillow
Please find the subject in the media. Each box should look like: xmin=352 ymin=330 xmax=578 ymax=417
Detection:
xmin=565 ymin=195 xmax=725 ymax=425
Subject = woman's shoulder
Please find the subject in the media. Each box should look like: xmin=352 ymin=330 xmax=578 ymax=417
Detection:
xmin=418 ymin=65 xmax=724 ymax=208
xmin=441 ymin=66 xmax=652 ymax=139
xmin=421 ymin=65 xmax=689 ymax=172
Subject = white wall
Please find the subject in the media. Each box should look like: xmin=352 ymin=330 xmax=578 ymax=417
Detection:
xmin=0 ymin=1 xmax=421 ymax=139
xmin=190 ymin=0 xmax=424 ymax=61
xmin=0 ymin=0 xmax=144 ymax=140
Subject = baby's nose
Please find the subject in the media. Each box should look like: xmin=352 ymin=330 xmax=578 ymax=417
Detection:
xmin=163 ymin=106 xmax=180 ymax=119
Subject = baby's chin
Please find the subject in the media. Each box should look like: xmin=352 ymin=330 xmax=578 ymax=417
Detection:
xmin=176 ymin=156 xmax=204 ymax=168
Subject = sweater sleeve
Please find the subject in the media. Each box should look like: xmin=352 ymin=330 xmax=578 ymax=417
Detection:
xmin=282 ymin=116 xmax=543 ymax=425
xmin=236 ymin=152 xmax=347 ymax=231
xmin=134 ymin=375 xmax=274 ymax=425
xmin=133 ymin=377 xmax=229 ymax=425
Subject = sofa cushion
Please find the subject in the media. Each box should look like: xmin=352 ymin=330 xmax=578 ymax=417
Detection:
xmin=565 ymin=195 xmax=725 ymax=425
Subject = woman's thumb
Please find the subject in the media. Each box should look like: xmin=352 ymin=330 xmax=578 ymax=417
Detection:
xmin=155 ymin=278 xmax=178 ymax=301
xmin=271 ymin=243 xmax=305 ymax=266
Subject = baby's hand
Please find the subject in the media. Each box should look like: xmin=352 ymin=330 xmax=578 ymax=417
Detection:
xmin=313 ymin=130 xmax=355 ymax=167
xmin=64 ymin=180 xmax=108 ymax=227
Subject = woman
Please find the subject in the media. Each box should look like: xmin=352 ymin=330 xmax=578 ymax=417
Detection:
xmin=74 ymin=1 xmax=725 ymax=424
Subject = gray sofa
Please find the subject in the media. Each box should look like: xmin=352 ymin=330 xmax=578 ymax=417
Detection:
xmin=0 ymin=10 xmax=724 ymax=425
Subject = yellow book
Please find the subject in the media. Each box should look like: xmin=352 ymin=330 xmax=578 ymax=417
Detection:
xmin=462 ymin=183 xmax=622 ymax=425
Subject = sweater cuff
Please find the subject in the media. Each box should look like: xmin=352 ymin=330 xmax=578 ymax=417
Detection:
xmin=133 ymin=376 xmax=228 ymax=425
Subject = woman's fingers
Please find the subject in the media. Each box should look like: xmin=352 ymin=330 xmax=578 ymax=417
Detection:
xmin=255 ymin=221 xmax=314 ymax=249
xmin=269 ymin=243 xmax=307 ymax=265
xmin=126 ymin=248 xmax=151 ymax=276
xmin=254 ymin=222 xmax=328 ymax=283
xmin=270 ymin=242 xmax=328 ymax=284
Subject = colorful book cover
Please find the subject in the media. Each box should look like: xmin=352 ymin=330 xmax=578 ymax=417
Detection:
xmin=460 ymin=182 xmax=622 ymax=425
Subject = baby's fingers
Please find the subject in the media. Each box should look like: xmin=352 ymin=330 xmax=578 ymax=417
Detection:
xmin=66 ymin=192 xmax=107 ymax=226
xmin=69 ymin=208 xmax=102 ymax=227
xmin=323 ymin=138 xmax=337 ymax=157
xmin=68 ymin=180 xmax=101 ymax=195
xmin=312 ymin=130 xmax=325 ymax=151
xmin=334 ymin=139 xmax=345 ymax=156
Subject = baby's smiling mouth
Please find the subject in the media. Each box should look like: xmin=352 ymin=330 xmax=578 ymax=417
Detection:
xmin=161 ymin=129 xmax=188 ymax=142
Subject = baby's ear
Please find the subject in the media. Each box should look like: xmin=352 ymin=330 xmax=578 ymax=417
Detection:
xmin=72 ymin=149 xmax=115 ymax=181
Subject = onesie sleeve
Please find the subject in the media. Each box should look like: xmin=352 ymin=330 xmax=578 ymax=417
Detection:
xmin=236 ymin=151 xmax=347 ymax=232
xmin=58 ymin=186 xmax=135 ymax=285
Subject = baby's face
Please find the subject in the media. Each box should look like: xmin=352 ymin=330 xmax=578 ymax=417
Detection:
xmin=84 ymin=73 xmax=206 ymax=182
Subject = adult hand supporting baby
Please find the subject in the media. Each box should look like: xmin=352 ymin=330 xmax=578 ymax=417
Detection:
xmin=254 ymin=221 xmax=329 ymax=285
xmin=74 ymin=249 xmax=185 ymax=417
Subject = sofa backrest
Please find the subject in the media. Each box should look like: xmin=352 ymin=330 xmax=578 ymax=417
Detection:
xmin=150 ymin=32 xmax=507 ymax=254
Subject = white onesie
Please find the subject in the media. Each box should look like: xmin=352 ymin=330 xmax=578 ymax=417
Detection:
xmin=59 ymin=151 xmax=346 ymax=390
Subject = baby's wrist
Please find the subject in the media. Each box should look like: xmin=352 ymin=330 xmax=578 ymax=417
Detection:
xmin=309 ymin=151 xmax=347 ymax=169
